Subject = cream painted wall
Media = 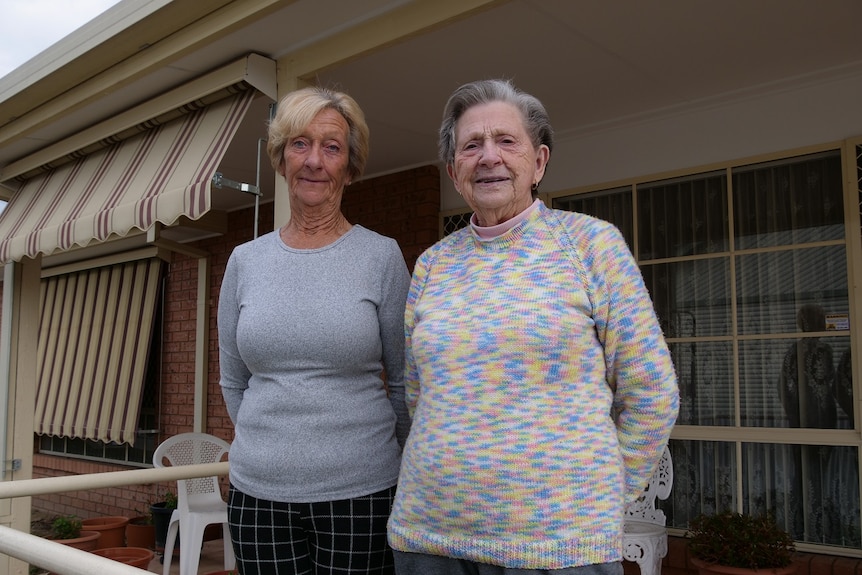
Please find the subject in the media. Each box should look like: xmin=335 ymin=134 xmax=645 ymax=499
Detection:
xmin=440 ymin=71 xmax=862 ymax=210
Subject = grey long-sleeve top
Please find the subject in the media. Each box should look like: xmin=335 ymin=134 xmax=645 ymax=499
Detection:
xmin=218 ymin=225 xmax=411 ymax=503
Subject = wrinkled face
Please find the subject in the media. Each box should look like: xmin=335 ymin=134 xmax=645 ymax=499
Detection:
xmin=447 ymin=101 xmax=548 ymax=225
xmin=282 ymin=108 xmax=352 ymax=208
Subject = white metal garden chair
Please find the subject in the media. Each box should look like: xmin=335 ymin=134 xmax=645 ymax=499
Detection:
xmin=622 ymin=445 xmax=673 ymax=575
xmin=153 ymin=432 xmax=236 ymax=575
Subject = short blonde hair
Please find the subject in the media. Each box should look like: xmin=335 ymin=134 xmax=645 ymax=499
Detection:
xmin=267 ymin=87 xmax=370 ymax=180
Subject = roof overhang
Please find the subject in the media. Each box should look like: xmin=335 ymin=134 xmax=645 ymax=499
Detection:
xmin=0 ymin=53 xmax=276 ymax=191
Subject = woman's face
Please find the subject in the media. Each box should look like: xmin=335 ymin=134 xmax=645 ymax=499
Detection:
xmin=447 ymin=101 xmax=549 ymax=226
xmin=282 ymin=108 xmax=352 ymax=209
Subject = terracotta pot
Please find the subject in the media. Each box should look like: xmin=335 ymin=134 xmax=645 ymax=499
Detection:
xmin=92 ymin=546 xmax=155 ymax=569
xmin=81 ymin=515 xmax=130 ymax=549
xmin=49 ymin=530 xmax=101 ymax=552
xmin=125 ymin=515 xmax=156 ymax=549
xmin=691 ymin=557 xmax=798 ymax=575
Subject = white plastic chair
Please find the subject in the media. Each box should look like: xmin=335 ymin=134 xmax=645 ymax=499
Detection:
xmin=153 ymin=432 xmax=236 ymax=575
xmin=622 ymin=445 xmax=673 ymax=575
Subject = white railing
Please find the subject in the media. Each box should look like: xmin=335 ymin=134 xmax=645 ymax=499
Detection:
xmin=0 ymin=528 xmax=151 ymax=575
xmin=0 ymin=461 xmax=229 ymax=575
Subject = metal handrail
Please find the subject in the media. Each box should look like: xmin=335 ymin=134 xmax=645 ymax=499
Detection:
xmin=0 ymin=461 xmax=230 ymax=575
xmin=0 ymin=462 xmax=228 ymax=499
xmin=0 ymin=526 xmax=151 ymax=574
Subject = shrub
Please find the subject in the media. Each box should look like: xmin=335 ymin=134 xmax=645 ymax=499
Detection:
xmin=687 ymin=511 xmax=795 ymax=569
xmin=50 ymin=515 xmax=82 ymax=540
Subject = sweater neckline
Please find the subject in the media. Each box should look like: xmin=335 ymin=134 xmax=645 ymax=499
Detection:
xmin=276 ymin=224 xmax=361 ymax=254
xmin=469 ymin=201 xmax=545 ymax=250
xmin=471 ymin=198 xmax=542 ymax=239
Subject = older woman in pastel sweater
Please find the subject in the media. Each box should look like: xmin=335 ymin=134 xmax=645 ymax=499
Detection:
xmin=387 ymin=79 xmax=679 ymax=575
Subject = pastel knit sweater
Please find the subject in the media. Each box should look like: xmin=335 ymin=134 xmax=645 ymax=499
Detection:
xmin=387 ymin=203 xmax=679 ymax=569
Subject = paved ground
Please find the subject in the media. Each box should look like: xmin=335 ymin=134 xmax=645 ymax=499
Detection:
xmin=147 ymin=538 xmax=232 ymax=574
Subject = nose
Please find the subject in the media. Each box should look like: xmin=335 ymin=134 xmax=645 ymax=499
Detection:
xmin=304 ymin=143 xmax=323 ymax=168
xmin=478 ymin=139 xmax=502 ymax=166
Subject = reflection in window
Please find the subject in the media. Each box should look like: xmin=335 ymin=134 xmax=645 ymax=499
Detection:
xmin=739 ymin=336 xmax=851 ymax=429
xmin=777 ymin=313 xmax=840 ymax=430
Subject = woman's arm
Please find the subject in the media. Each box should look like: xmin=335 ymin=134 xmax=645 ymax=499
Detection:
xmin=217 ymin=251 xmax=251 ymax=424
xmin=379 ymin=240 xmax=412 ymax=446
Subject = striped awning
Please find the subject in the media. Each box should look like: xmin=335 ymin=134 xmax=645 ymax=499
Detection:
xmin=0 ymin=88 xmax=255 ymax=264
xmin=36 ymin=257 xmax=163 ymax=445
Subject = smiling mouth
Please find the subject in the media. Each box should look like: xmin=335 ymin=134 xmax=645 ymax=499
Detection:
xmin=475 ymin=176 xmax=508 ymax=184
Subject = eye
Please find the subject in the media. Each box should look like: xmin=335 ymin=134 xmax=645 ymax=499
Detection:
xmin=325 ymin=143 xmax=341 ymax=153
xmin=289 ymin=139 xmax=308 ymax=150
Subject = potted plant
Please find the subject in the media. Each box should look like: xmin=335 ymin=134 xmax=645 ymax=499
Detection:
xmin=687 ymin=511 xmax=797 ymax=574
xmin=151 ymin=490 xmax=178 ymax=553
xmin=125 ymin=510 xmax=156 ymax=550
xmin=47 ymin=515 xmax=102 ymax=552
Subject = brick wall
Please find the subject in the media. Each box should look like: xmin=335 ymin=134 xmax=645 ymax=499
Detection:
xmin=31 ymin=454 xmax=157 ymax=521
xmin=31 ymin=164 xmax=440 ymax=519
xmin=623 ymin=535 xmax=862 ymax=575
xmin=342 ymin=164 xmax=440 ymax=271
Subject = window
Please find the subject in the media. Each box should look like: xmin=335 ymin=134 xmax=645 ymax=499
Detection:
xmin=37 ymin=319 xmax=160 ymax=466
xmin=37 ymin=258 xmax=165 ymax=467
xmin=441 ymin=209 xmax=472 ymax=236
xmin=553 ymin=149 xmax=859 ymax=549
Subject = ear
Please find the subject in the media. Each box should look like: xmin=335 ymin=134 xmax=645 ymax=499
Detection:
xmin=533 ymin=144 xmax=550 ymax=184
xmin=446 ymin=163 xmax=460 ymax=193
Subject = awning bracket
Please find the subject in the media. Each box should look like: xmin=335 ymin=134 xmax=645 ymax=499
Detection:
xmin=212 ymin=172 xmax=261 ymax=196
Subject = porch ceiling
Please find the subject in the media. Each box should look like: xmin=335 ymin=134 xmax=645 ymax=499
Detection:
xmin=1 ymin=0 xmax=862 ymax=217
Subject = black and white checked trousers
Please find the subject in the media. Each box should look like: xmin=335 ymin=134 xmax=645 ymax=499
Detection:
xmin=227 ymin=483 xmax=396 ymax=575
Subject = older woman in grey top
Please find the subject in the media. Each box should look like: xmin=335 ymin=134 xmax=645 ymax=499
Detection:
xmin=218 ymin=86 xmax=410 ymax=575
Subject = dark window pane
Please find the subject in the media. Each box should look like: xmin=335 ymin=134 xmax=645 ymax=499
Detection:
xmin=735 ymin=246 xmax=848 ymax=335
xmin=733 ymin=151 xmax=844 ymax=249
xmin=743 ymin=443 xmax=860 ymax=548
xmin=553 ymin=187 xmax=633 ymax=249
xmin=664 ymin=439 xmax=737 ymax=530
xmin=642 ymin=259 xmax=731 ymax=338
xmin=638 ymin=172 xmax=728 ymax=260
xmin=442 ymin=212 xmax=471 ymax=236
xmin=670 ymin=342 xmax=734 ymax=426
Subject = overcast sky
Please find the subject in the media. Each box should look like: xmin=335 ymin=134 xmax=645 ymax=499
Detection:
xmin=0 ymin=0 xmax=123 ymax=80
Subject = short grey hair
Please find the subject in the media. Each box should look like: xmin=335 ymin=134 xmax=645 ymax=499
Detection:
xmin=438 ymin=79 xmax=554 ymax=166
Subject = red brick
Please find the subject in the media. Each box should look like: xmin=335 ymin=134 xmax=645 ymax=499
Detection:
xmin=809 ymin=555 xmax=837 ymax=575
xmin=833 ymin=556 xmax=862 ymax=575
